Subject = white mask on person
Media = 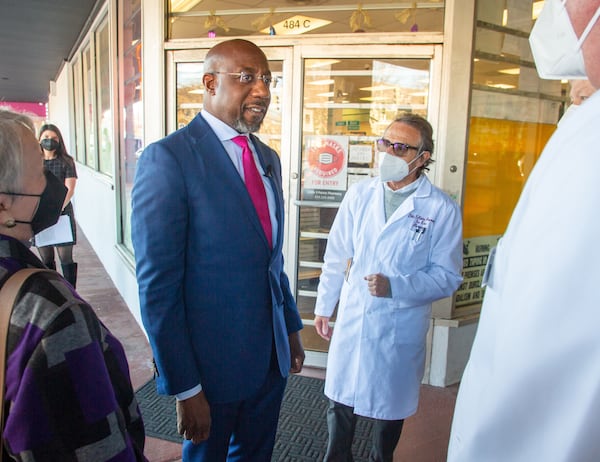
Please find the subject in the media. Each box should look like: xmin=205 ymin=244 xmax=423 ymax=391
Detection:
xmin=378 ymin=151 xmax=424 ymax=183
xmin=529 ymin=0 xmax=600 ymax=79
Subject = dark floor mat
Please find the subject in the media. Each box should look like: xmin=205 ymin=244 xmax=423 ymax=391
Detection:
xmin=136 ymin=374 xmax=375 ymax=461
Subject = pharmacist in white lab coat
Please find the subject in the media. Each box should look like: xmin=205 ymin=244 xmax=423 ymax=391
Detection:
xmin=314 ymin=113 xmax=463 ymax=462
xmin=448 ymin=1 xmax=600 ymax=461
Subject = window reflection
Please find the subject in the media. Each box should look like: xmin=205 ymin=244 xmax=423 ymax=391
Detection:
xmin=118 ymin=0 xmax=143 ymax=252
xmin=72 ymin=58 xmax=85 ymax=165
xmin=96 ymin=19 xmax=113 ymax=176
xmin=82 ymin=46 xmax=97 ymax=169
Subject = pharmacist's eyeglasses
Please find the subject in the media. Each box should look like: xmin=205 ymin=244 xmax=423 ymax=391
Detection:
xmin=376 ymin=138 xmax=420 ymax=156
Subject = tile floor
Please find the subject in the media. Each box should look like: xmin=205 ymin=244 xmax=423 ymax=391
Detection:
xmin=72 ymin=230 xmax=458 ymax=462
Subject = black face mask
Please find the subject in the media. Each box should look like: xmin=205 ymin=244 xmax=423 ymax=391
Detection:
xmin=40 ymin=138 xmax=60 ymax=151
xmin=3 ymin=170 xmax=68 ymax=234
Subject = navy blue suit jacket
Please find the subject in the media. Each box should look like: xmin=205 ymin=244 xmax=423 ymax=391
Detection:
xmin=131 ymin=113 xmax=303 ymax=404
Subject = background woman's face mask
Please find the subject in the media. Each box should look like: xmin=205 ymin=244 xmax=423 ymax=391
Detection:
xmin=529 ymin=0 xmax=600 ymax=79
xmin=40 ymin=138 xmax=60 ymax=151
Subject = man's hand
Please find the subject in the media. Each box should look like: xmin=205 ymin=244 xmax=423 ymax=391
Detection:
xmin=176 ymin=391 xmax=211 ymax=444
xmin=364 ymin=273 xmax=391 ymax=298
xmin=314 ymin=315 xmax=332 ymax=341
xmin=289 ymin=331 xmax=305 ymax=373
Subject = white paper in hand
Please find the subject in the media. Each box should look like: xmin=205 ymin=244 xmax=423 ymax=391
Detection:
xmin=34 ymin=215 xmax=74 ymax=246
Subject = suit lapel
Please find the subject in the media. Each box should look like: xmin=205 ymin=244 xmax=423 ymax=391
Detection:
xmin=188 ymin=115 xmax=245 ymax=190
xmin=187 ymin=116 xmax=271 ymax=250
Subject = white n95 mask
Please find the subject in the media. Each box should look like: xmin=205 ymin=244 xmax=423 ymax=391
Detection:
xmin=529 ymin=0 xmax=600 ymax=79
xmin=378 ymin=151 xmax=423 ymax=183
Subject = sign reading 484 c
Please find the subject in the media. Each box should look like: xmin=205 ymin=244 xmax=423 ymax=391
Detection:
xmin=284 ymin=18 xmax=311 ymax=30
xmin=269 ymin=15 xmax=332 ymax=35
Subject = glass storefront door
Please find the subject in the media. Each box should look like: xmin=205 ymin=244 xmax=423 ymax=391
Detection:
xmin=167 ymin=43 xmax=442 ymax=366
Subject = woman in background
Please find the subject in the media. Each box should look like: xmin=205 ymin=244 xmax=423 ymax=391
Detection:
xmin=37 ymin=123 xmax=78 ymax=286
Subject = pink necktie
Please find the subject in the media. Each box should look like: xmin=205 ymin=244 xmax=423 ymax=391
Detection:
xmin=232 ymin=135 xmax=272 ymax=248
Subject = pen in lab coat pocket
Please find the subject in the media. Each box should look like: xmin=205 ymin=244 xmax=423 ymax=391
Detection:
xmin=345 ymin=258 xmax=353 ymax=281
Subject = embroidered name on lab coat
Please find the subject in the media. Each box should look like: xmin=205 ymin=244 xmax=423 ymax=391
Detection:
xmin=409 ymin=213 xmax=434 ymax=242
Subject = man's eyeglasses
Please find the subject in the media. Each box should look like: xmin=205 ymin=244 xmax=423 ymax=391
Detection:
xmin=211 ymin=71 xmax=279 ymax=88
xmin=376 ymin=138 xmax=419 ymax=156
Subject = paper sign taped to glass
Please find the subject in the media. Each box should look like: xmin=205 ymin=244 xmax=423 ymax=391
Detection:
xmin=302 ymin=135 xmax=348 ymax=202
xmin=34 ymin=215 xmax=74 ymax=246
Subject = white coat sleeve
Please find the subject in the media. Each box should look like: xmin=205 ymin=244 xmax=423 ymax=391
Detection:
xmin=388 ymin=198 xmax=463 ymax=307
xmin=314 ymin=188 xmax=356 ymax=317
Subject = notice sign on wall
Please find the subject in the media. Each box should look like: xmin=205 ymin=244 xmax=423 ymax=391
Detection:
xmin=454 ymin=235 xmax=501 ymax=308
xmin=302 ymin=135 xmax=348 ymax=202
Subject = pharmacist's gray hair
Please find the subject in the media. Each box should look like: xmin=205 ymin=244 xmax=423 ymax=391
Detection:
xmin=0 ymin=109 xmax=36 ymax=193
xmin=389 ymin=112 xmax=435 ymax=173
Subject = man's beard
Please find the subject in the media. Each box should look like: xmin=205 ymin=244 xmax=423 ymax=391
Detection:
xmin=233 ymin=117 xmax=263 ymax=134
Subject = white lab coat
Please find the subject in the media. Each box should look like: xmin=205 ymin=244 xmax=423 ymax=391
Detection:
xmin=448 ymin=91 xmax=600 ymax=461
xmin=315 ymin=175 xmax=463 ymax=420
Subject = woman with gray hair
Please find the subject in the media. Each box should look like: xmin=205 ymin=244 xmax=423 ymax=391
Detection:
xmin=0 ymin=109 xmax=147 ymax=461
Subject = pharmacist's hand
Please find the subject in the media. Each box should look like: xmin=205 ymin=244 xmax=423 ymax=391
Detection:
xmin=314 ymin=315 xmax=332 ymax=341
xmin=365 ymin=273 xmax=391 ymax=298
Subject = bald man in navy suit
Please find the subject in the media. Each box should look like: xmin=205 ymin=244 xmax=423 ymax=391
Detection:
xmin=132 ymin=39 xmax=304 ymax=462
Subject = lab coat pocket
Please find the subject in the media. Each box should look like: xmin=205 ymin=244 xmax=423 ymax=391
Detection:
xmin=392 ymin=306 xmax=429 ymax=346
xmin=364 ymin=300 xmax=428 ymax=346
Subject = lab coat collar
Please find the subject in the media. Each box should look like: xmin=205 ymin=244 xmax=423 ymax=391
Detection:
xmin=378 ymin=175 xmax=432 ymax=230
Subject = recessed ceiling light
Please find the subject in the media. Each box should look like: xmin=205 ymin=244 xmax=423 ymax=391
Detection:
xmin=498 ymin=68 xmax=520 ymax=75
xmin=308 ymin=79 xmax=335 ymax=86
xmin=307 ymin=60 xmax=341 ymax=69
xmin=360 ymin=96 xmax=388 ymax=102
xmin=359 ymin=85 xmax=397 ymax=92
xmin=488 ymin=83 xmax=515 ymax=89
